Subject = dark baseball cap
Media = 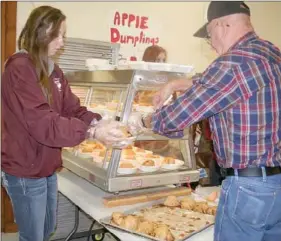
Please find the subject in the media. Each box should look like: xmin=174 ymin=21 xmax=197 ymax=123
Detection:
xmin=194 ymin=1 xmax=251 ymax=38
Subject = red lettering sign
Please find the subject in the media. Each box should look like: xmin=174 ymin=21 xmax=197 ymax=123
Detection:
xmin=110 ymin=11 xmax=159 ymax=47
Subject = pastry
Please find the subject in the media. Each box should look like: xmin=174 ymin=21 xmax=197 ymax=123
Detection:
xmin=137 ymin=220 xmax=155 ymax=235
xmin=111 ymin=212 xmax=124 ymax=226
xmin=81 ymin=146 xmax=94 ymax=153
xmin=133 ymin=147 xmax=146 ymax=153
xmin=181 ymin=198 xmax=196 ymax=210
xmin=164 ymin=196 xmax=180 ymax=207
xmin=181 ymin=196 xmax=194 ymax=203
xmin=163 ymin=157 xmax=176 ymax=164
xmin=193 ymin=202 xmax=209 ymax=214
xmin=142 ymin=160 xmax=155 ymax=166
xmin=153 ymin=224 xmax=175 ymax=241
xmin=95 ymin=142 xmax=105 ymax=150
xmin=144 ymin=153 xmax=161 ymax=159
xmin=119 ymin=162 xmax=134 ymax=168
xmin=206 ymin=206 xmax=217 ymax=216
xmin=122 ymin=149 xmax=135 ymax=156
xmin=120 ymin=215 xmax=140 ymax=231
xmin=98 ymin=150 xmax=106 ymax=157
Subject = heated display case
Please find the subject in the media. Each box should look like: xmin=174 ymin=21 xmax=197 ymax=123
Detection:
xmin=62 ymin=66 xmax=200 ymax=193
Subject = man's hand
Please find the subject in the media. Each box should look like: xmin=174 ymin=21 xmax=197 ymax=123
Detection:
xmin=152 ymin=79 xmax=193 ymax=109
xmin=152 ymin=82 xmax=174 ymax=110
xmin=88 ymin=120 xmax=134 ymax=148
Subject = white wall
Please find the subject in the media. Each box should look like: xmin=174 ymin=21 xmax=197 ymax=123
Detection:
xmin=17 ymin=1 xmax=281 ymax=72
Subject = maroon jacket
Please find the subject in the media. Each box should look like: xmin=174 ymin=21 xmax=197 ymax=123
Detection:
xmin=1 ymin=52 xmax=101 ymax=178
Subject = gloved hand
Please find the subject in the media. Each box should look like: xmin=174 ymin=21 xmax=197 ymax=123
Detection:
xmin=127 ymin=112 xmax=147 ymax=136
xmin=88 ymin=120 xmax=134 ymax=148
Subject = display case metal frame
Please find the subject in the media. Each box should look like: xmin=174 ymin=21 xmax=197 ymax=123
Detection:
xmin=62 ymin=69 xmax=199 ymax=193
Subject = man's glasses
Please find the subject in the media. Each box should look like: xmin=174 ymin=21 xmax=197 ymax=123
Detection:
xmin=205 ymin=34 xmax=211 ymax=45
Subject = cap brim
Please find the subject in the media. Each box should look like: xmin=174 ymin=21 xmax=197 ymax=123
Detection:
xmin=193 ymin=23 xmax=208 ymax=38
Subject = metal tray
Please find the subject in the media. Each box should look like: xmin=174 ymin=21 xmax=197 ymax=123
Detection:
xmin=100 ymin=201 xmax=214 ymax=241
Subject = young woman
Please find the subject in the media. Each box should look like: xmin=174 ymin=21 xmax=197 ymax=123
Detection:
xmin=1 ymin=5 xmax=128 ymax=241
xmin=142 ymin=45 xmax=167 ymax=63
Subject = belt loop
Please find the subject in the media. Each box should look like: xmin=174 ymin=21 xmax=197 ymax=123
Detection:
xmin=234 ymin=169 xmax=239 ymax=180
xmin=261 ymin=167 xmax=267 ymax=182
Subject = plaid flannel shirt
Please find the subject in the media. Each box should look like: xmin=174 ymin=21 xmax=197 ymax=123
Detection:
xmin=151 ymin=32 xmax=281 ymax=168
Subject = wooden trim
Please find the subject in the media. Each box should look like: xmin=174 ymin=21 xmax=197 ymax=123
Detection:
xmin=1 ymin=1 xmax=18 ymax=233
xmin=1 ymin=1 xmax=17 ymax=71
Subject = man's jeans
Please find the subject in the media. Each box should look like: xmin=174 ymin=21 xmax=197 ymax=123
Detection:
xmin=214 ymin=172 xmax=281 ymax=241
xmin=1 ymin=172 xmax=58 ymax=241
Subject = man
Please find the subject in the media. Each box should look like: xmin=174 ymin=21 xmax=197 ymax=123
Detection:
xmin=128 ymin=2 xmax=281 ymax=241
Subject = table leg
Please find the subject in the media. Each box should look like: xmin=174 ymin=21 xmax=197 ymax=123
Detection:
xmin=86 ymin=220 xmax=96 ymax=241
xmin=109 ymin=232 xmax=121 ymax=241
xmin=63 ymin=205 xmax=80 ymax=241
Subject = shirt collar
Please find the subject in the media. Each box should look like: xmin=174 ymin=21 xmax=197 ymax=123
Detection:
xmin=228 ymin=31 xmax=258 ymax=51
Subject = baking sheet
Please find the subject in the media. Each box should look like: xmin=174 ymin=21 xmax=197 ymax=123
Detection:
xmin=100 ymin=201 xmax=214 ymax=241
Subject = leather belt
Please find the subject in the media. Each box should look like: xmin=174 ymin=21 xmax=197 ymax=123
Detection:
xmin=222 ymin=166 xmax=281 ymax=177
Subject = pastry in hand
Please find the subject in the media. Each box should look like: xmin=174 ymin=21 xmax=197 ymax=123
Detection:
xmin=153 ymin=224 xmax=175 ymax=241
xmin=120 ymin=126 xmax=132 ymax=137
xmin=164 ymin=196 xmax=180 ymax=207
xmin=137 ymin=220 xmax=155 ymax=235
xmin=120 ymin=215 xmax=140 ymax=231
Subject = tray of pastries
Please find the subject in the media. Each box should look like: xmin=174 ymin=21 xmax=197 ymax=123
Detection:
xmin=100 ymin=195 xmax=217 ymax=241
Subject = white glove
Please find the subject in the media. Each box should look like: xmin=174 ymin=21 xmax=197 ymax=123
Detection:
xmin=127 ymin=112 xmax=147 ymax=136
xmin=88 ymin=120 xmax=134 ymax=148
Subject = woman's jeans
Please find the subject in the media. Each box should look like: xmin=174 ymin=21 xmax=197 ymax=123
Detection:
xmin=1 ymin=172 xmax=58 ymax=241
xmin=214 ymin=172 xmax=281 ymax=241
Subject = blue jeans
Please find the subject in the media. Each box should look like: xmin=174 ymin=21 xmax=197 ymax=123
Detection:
xmin=214 ymin=173 xmax=281 ymax=241
xmin=1 ymin=172 xmax=58 ymax=241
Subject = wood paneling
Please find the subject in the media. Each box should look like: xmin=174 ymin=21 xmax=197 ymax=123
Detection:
xmin=1 ymin=1 xmax=18 ymax=233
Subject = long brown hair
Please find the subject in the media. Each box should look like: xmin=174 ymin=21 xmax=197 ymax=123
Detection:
xmin=142 ymin=45 xmax=167 ymax=62
xmin=18 ymin=5 xmax=66 ymax=103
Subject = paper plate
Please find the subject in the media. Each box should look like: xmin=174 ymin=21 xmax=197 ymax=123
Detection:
xmin=139 ymin=159 xmax=161 ymax=173
xmin=161 ymin=159 xmax=184 ymax=170
xmin=77 ymin=151 xmax=93 ymax=159
xmin=117 ymin=161 xmax=138 ymax=175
